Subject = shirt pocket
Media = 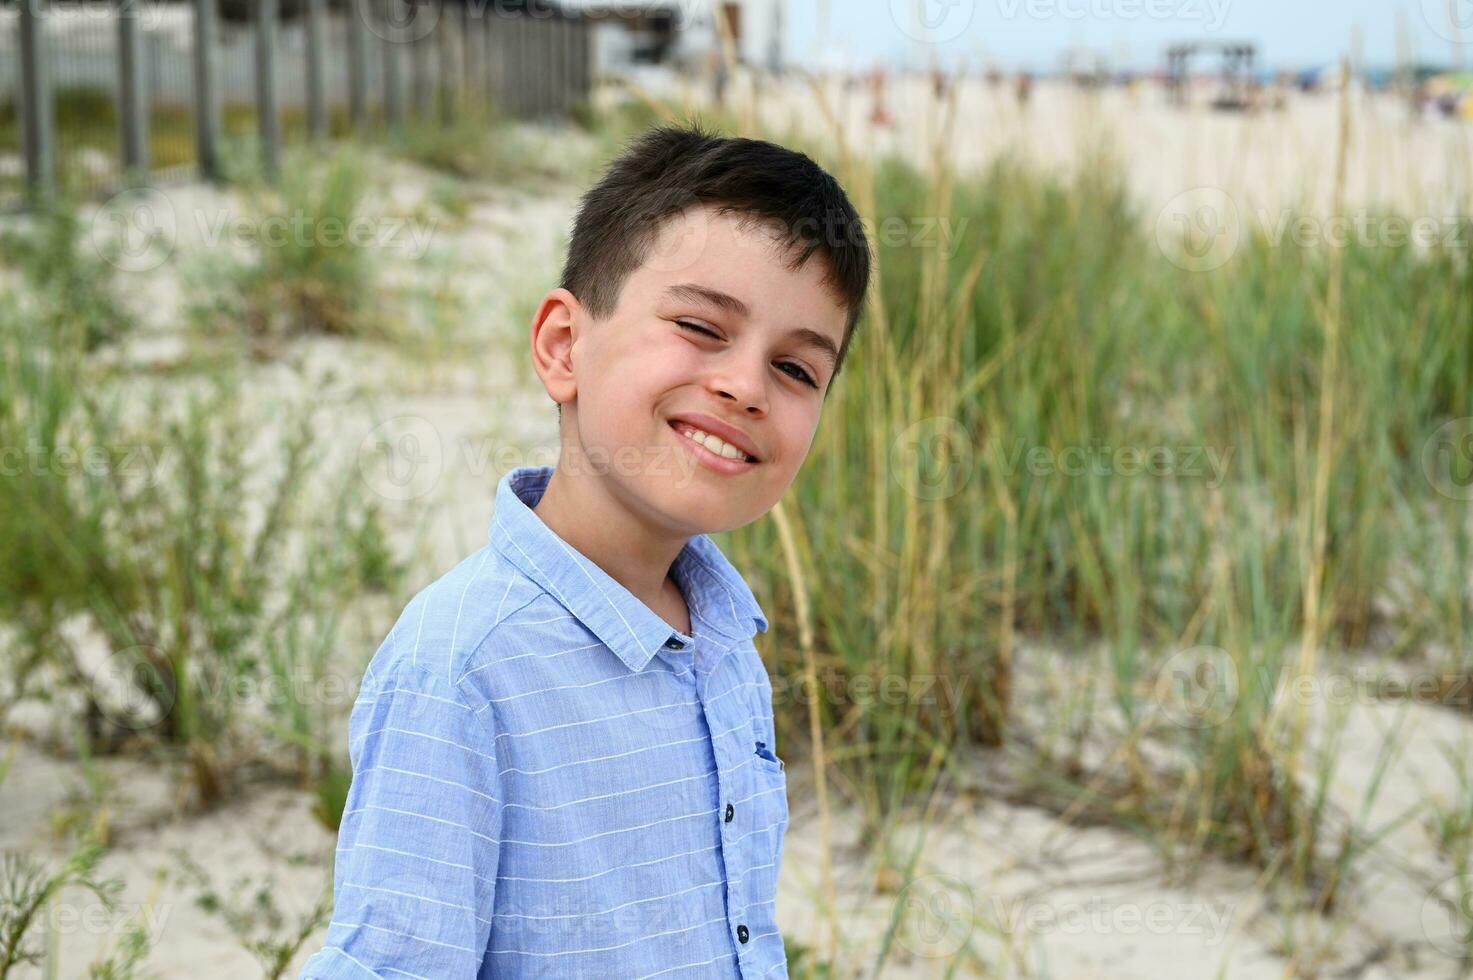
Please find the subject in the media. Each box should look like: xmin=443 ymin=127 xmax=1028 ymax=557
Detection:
xmin=750 ymin=739 xmax=790 ymax=878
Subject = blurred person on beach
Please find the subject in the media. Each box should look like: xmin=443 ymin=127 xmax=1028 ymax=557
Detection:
xmin=710 ymin=45 xmax=730 ymax=107
xmin=870 ymin=66 xmax=892 ymax=127
xmin=299 ymin=124 xmax=871 ymax=978
xmin=1016 ymin=70 xmax=1034 ymax=108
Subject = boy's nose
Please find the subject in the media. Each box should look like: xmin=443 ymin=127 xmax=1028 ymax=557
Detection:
xmin=716 ymin=386 xmax=767 ymax=417
xmin=709 ymin=360 xmax=768 ymax=416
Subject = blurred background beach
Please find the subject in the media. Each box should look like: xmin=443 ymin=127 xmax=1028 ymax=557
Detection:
xmin=1 ymin=0 xmax=1472 ymax=977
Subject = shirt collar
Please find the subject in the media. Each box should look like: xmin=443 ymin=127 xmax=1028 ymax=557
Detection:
xmin=487 ymin=465 xmax=769 ymax=673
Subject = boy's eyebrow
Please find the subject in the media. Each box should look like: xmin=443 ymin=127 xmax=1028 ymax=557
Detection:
xmin=662 ymin=282 xmax=840 ymax=369
xmin=787 ymin=327 xmax=840 ymax=369
xmin=663 ymin=283 xmax=750 ymax=318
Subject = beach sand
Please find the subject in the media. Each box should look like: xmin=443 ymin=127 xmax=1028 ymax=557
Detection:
xmin=4 ymin=89 xmax=1471 ymax=977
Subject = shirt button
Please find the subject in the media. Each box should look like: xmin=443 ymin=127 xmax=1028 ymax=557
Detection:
xmin=724 ymin=803 xmax=734 ymax=823
xmin=665 ymin=638 xmax=684 ymax=649
xmin=737 ymin=924 xmax=749 ymax=944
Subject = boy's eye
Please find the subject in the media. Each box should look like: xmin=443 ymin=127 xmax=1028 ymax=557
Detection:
xmin=677 ymin=321 xmax=820 ymax=390
xmin=677 ymin=320 xmax=720 ymax=339
xmin=779 ymin=362 xmax=819 ymax=388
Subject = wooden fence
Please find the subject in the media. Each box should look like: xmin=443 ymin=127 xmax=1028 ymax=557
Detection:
xmin=0 ymin=0 xmax=594 ymax=209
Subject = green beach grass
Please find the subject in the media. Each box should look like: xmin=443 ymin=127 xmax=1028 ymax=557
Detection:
xmin=1 ymin=76 xmax=1471 ymax=975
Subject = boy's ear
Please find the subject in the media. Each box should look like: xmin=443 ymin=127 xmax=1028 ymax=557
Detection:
xmin=530 ymin=287 xmax=581 ymax=409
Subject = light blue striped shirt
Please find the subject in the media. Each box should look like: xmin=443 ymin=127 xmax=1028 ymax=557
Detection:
xmin=300 ymin=465 xmax=790 ymax=979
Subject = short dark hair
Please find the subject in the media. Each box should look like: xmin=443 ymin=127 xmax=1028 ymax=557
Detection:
xmin=558 ymin=123 xmax=871 ymax=389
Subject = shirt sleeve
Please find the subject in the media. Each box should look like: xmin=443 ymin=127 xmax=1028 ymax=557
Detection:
xmin=299 ymin=659 xmax=503 ymax=979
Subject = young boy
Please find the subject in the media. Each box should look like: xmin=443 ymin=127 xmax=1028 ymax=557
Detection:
xmin=300 ymin=124 xmax=871 ymax=978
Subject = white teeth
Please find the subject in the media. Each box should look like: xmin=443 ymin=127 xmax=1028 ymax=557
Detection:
xmin=675 ymin=423 xmax=753 ymax=462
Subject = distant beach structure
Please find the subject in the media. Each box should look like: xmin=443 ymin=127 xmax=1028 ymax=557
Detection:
xmin=558 ymin=0 xmax=784 ymax=77
xmin=1165 ymin=40 xmax=1258 ymax=111
xmin=1015 ymin=70 xmax=1033 ymax=108
xmin=869 ymin=66 xmax=891 ymax=127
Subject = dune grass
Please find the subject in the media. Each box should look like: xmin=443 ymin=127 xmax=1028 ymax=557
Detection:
xmin=0 ymin=197 xmax=404 ymax=813
xmin=639 ymin=79 xmax=1473 ymax=969
xmin=5 ymin=68 xmax=1473 ymax=974
xmin=179 ymin=142 xmax=396 ymax=356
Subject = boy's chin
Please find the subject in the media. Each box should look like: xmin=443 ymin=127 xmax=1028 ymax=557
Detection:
xmin=645 ymin=477 xmax=760 ymax=536
xmin=573 ymin=442 xmax=768 ymax=533
xmin=655 ymin=491 xmax=739 ymax=536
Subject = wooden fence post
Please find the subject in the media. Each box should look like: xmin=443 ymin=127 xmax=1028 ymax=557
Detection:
xmin=489 ymin=3 xmax=506 ymax=113
xmin=384 ymin=0 xmax=405 ymax=133
xmin=18 ymin=0 xmax=55 ymax=202
xmin=254 ymin=0 xmax=280 ymax=178
xmin=305 ymin=0 xmax=327 ymax=140
xmin=437 ymin=0 xmax=454 ymax=124
xmin=461 ymin=0 xmax=477 ymax=116
xmin=192 ymin=0 xmax=220 ymax=181
xmin=410 ymin=7 xmax=429 ymax=117
xmin=117 ymin=0 xmax=148 ymax=183
xmin=347 ymin=0 xmax=369 ymax=133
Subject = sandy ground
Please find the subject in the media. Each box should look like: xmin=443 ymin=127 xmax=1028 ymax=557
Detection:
xmin=656 ymin=72 xmax=1473 ymax=219
xmin=3 ymin=88 xmax=1473 ymax=978
xmin=7 ymin=643 xmax=1469 ymax=978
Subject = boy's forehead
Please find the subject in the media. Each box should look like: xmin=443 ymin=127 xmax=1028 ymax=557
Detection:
xmin=644 ymin=206 xmax=782 ymax=270
xmin=628 ymin=207 xmax=847 ymax=326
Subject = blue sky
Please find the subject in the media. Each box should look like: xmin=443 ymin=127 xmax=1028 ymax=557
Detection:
xmin=782 ymin=0 xmax=1473 ymax=72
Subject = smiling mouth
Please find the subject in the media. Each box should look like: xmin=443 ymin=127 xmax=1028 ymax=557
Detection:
xmin=668 ymin=420 xmax=760 ymax=467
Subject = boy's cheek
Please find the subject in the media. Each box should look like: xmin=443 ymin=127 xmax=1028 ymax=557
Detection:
xmin=669 ymin=445 xmax=702 ymax=485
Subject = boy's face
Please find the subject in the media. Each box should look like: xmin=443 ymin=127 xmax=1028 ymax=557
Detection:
xmin=534 ymin=206 xmax=850 ymax=536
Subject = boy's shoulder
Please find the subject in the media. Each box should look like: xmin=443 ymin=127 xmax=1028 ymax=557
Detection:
xmin=360 ymin=543 xmax=551 ymax=697
xmin=355 ymin=515 xmax=770 ymax=704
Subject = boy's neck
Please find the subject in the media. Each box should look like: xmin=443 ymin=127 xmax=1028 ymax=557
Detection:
xmin=531 ymin=463 xmax=692 ymax=633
